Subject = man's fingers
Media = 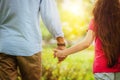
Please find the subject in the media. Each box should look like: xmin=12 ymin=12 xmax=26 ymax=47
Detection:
xmin=53 ymin=48 xmax=58 ymax=58
xmin=54 ymin=53 xmax=56 ymax=58
xmin=57 ymin=57 xmax=66 ymax=63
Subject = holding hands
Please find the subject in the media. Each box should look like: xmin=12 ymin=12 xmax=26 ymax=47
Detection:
xmin=54 ymin=49 xmax=68 ymax=59
xmin=54 ymin=37 xmax=68 ymax=63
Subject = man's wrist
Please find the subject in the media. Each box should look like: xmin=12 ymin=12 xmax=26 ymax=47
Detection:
xmin=57 ymin=43 xmax=66 ymax=46
xmin=56 ymin=37 xmax=65 ymax=44
xmin=56 ymin=37 xmax=66 ymax=47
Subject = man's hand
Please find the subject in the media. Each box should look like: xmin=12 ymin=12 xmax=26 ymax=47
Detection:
xmin=54 ymin=37 xmax=67 ymax=63
xmin=55 ymin=45 xmax=66 ymax=63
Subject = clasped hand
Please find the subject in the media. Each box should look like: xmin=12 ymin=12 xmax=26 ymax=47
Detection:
xmin=54 ymin=46 xmax=67 ymax=63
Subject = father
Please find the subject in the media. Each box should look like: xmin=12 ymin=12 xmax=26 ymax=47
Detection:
xmin=0 ymin=0 xmax=65 ymax=80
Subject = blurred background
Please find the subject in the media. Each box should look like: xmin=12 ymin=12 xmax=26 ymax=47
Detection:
xmin=41 ymin=0 xmax=95 ymax=80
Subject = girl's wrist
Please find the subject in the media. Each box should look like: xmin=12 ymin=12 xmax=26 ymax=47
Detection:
xmin=63 ymin=49 xmax=70 ymax=56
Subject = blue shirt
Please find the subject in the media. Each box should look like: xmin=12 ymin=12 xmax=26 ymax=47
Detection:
xmin=0 ymin=0 xmax=64 ymax=56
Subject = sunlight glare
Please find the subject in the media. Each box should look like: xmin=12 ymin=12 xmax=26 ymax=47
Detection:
xmin=62 ymin=0 xmax=84 ymax=16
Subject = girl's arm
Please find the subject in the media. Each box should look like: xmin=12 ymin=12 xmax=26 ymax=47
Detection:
xmin=54 ymin=30 xmax=95 ymax=57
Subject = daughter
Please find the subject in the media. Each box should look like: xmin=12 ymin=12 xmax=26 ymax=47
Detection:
xmin=54 ymin=0 xmax=120 ymax=79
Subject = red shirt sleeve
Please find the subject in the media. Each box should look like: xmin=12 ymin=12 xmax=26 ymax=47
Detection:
xmin=88 ymin=20 xmax=94 ymax=31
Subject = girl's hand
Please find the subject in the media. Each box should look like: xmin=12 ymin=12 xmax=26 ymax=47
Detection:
xmin=54 ymin=49 xmax=65 ymax=57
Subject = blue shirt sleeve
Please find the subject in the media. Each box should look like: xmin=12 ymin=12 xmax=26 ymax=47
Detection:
xmin=40 ymin=0 xmax=64 ymax=38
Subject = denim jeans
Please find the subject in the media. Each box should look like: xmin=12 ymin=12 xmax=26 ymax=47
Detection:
xmin=94 ymin=73 xmax=120 ymax=80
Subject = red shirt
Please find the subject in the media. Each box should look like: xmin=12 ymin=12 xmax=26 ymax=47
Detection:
xmin=89 ymin=20 xmax=120 ymax=73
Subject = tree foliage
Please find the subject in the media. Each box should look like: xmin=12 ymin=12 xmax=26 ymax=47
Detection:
xmin=41 ymin=0 xmax=94 ymax=42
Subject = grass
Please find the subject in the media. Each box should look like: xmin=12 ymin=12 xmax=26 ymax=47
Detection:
xmin=17 ymin=44 xmax=95 ymax=80
xmin=42 ymin=45 xmax=95 ymax=80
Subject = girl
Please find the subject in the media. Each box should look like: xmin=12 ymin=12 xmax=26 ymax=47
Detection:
xmin=54 ymin=0 xmax=120 ymax=79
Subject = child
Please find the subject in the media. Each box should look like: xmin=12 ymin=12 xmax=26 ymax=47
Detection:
xmin=54 ymin=0 xmax=120 ymax=79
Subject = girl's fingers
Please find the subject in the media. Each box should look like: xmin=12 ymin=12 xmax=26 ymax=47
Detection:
xmin=54 ymin=49 xmax=59 ymax=52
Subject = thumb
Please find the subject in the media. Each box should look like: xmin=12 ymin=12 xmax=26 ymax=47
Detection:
xmin=54 ymin=49 xmax=59 ymax=52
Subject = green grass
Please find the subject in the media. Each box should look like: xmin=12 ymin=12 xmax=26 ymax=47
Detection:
xmin=42 ymin=45 xmax=95 ymax=80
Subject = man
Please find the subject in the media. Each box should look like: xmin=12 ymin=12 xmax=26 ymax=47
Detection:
xmin=0 ymin=0 xmax=65 ymax=80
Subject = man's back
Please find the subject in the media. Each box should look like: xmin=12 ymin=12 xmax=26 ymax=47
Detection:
xmin=0 ymin=0 xmax=42 ymax=56
xmin=0 ymin=0 xmax=64 ymax=56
